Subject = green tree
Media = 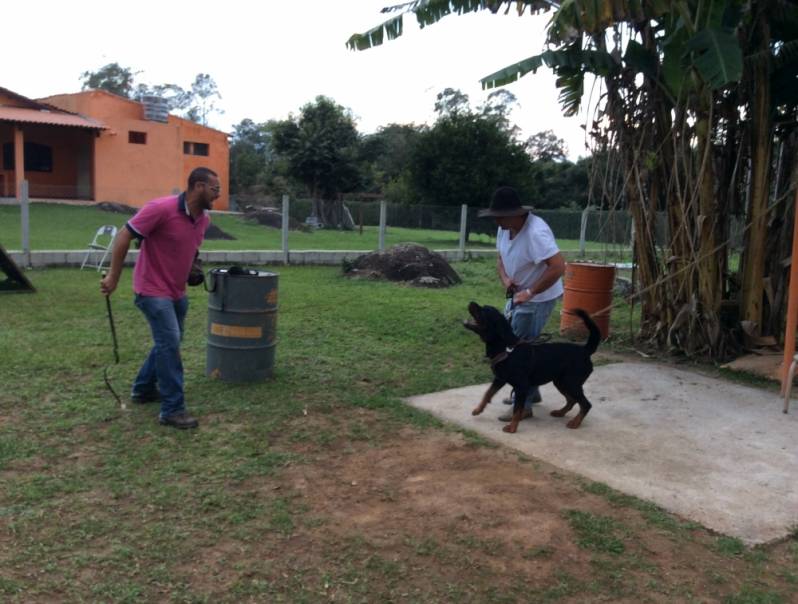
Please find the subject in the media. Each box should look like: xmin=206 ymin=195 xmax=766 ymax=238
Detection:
xmin=80 ymin=62 xmax=136 ymax=97
xmin=186 ymin=73 xmax=222 ymax=126
xmin=434 ymin=87 xmax=470 ymax=117
xmin=229 ymin=119 xmax=277 ymax=194
xmin=134 ymin=83 xmax=193 ymax=113
xmin=359 ymin=123 xmax=424 ymax=201
xmin=271 ymin=96 xmax=362 ymax=228
xmin=408 ymin=109 xmax=532 ymax=208
xmin=478 ymin=89 xmax=520 ymax=139
xmin=525 ymin=130 xmax=568 ymax=162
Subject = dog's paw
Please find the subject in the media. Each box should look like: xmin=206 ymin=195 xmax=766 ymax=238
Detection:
xmin=472 ymin=405 xmax=486 ymax=416
xmin=566 ymin=416 xmax=584 ymax=429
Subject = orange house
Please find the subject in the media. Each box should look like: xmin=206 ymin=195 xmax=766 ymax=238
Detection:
xmin=0 ymin=86 xmax=229 ymax=210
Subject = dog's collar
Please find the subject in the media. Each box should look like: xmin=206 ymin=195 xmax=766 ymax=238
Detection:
xmin=490 ymin=350 xmax=510 ymax=367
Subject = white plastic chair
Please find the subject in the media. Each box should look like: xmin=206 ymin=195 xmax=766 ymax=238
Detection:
xmin=80 ymin=225 xmax=117 ymax=271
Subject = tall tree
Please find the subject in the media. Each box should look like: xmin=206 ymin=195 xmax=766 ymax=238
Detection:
xmin=80 ymin=62 xmax=136 ymax=97
xmin=408 ymin=109 xmax=532 ymax=208
xmin=271 ymin=96 xmax=361 ymax=228
xmin=229 ymin=119 xmax=277 ymax=194
xmin=134 ymin=83 xmax=193 ymax=113
xmin=360 ymin=123 xmax=423 ymax=201
xmin=525 ymin=130 xmax=568 ymax=162
xmin=186 ymin=73 xmax=222 ymax=126
xmin=433 ymin=87 xmax=470 ymax=117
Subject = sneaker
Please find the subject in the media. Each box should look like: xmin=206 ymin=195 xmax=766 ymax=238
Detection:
xmin=159 ymin=413 xmax=199 ymax=430
xmin=498 ymin=408 xmax=533 ymax=422
xmin=131 ymin=390 xmax=161 ymax=404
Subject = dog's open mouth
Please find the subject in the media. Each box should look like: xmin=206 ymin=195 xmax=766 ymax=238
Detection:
xmin=464 ymin=302 xmax=486 ymax=336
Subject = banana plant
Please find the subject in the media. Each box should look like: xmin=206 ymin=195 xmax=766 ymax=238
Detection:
xmin=349 ymin=0 xmax=798 ymax=358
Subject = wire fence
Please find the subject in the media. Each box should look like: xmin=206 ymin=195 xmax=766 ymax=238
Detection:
xmin=2 ymin=185 xmax=747 ymax=260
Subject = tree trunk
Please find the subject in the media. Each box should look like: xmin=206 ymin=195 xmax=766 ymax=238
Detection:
xmin=316 ymin=199 xmax=355 ymax=230
xmin=695 ymin=91 xmax=722 ymax=353
xmin=740 ymin=12 xmax=772 ymax=330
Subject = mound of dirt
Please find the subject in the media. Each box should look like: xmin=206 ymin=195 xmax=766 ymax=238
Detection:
xmin=96 ymin=202 xmax=136 ymax=214
xmin=243 ymin=208 xmax=308 ymax=231
xmin=344 ymin=243 xmax=461 ymax=288
xmin=95 ymin=202 xmax=235 ymax=240
xmin=204 ymin=224 xmax=235 ymax=240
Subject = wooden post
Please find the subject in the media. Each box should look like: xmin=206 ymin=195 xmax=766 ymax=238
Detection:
xmin=458 ymin=204 xmax=467 ymax=261
xmin=14 ymin=127 xmax=24 ymax=200
xmin=282 ymin=194 xmax=289 ymax=265
xmin=781 ymin=187 xmax=798 ymax=394
xmin=378 ymin=200 xmax=386 ymax=251
xmin=20 ymin=180 xmax=30 ymax=268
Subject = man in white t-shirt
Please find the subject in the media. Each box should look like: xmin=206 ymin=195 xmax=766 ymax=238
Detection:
xmin=478 ymin=186 xmax=565 ymax=423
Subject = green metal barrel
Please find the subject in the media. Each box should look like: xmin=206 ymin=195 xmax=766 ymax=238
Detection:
xmin=206 ymin=268 xmax=278 ymax=383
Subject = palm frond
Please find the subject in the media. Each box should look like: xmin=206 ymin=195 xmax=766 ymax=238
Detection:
xmin=480 ymin=44 xmax=613 ymax=88
xmin=687 ymin=27 xmax=743 ymax=89
xmin=348 ymin=1 xmax=557 ymax=50
xmin=347 ymin=13 xmax=405 ymax=50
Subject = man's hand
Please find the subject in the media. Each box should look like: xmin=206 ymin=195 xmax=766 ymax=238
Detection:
xmin=100 ymin=273 xmax=119 ymax=296
xmin=513 ymin=288 xmax=534 ymax=305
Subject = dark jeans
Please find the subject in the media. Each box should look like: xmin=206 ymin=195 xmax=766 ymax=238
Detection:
xmin=132 ymin=294 xmax=188 ymax=419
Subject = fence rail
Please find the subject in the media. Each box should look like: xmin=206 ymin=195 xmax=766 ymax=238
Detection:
xmin=3 ymin=182 xmax=747 ymax=267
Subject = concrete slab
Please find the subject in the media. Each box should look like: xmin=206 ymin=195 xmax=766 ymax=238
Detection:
xmin=405 ymin=362 xmax=798 ymax=545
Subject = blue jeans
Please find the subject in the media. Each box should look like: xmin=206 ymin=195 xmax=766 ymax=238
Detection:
xmin=504 ymin=296 xmax=559 ymax=409
xmin=133 ymin=294 xmax=188 ymax=419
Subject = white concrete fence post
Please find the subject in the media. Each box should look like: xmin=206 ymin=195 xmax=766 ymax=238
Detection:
xmin=458 ymin=204 xmax=468 ymax=261
xmin=579 ymin=205 xmax=591 ymax=257
xmin=282 ymin=194 xmax=289 ymax=265
xmin=378 ymin=200 xmax=387 ymax=251
xmin=21 ymin=180 xmax=31 ymax=268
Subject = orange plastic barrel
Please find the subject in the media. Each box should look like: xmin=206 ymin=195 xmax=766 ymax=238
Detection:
xmin=559 ymin=262 xmax=616 ymax=340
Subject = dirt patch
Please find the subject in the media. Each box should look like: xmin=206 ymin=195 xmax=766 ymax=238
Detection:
xmin=244 ymin=208 xmax=309 ymax=231
xmin=174 ymin=409 xmax=798 ymax=601
xmin=204 ymin=223 xmax=235 ymax=240
xmin=5 ymin=404 xmax=797 ymax=602
xmin=96 ymin=202 xmax=137 ymax=214
xmin=344 ymin=243 xmax=461 ymax=287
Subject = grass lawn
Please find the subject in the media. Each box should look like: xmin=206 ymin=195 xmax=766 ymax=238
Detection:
xmin=0 ymin=203 xmax=632 ymax=259
xmin=1 ymin=259 xmax=796 ymax=602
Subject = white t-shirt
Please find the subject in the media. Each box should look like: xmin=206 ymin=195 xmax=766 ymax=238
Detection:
xmin=496 ymin=213 xmax=564 ymax=303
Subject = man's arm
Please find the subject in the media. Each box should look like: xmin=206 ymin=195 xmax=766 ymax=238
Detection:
xmin=512 ymin=252 xmax=565 ymax=304
xmin=100 ymin=227 xmax=134 ymax=296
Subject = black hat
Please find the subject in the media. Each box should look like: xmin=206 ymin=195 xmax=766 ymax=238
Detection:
xmin=478 ymin=186 xmax=533 ymax=218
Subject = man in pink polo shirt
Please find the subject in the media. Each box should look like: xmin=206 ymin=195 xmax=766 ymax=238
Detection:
xmin=101 ymin=167 xmax=220 ymax=429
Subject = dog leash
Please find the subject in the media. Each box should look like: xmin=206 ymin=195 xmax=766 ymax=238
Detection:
xmin=102 ymin=276 xmax=125 ymax=411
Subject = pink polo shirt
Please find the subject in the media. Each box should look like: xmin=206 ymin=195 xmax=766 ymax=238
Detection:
xmin=127 ymin=194 xmax=209 ymax=300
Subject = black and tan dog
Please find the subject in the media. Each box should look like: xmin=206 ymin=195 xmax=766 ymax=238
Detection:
xmin=463 ymin=302 xmax=601 ymax=434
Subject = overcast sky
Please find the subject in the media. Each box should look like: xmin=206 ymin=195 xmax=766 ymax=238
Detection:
xmin=4 ymin=0 xmax=591 ymax=160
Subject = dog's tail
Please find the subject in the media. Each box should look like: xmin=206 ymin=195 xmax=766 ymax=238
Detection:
xmin=573 ymin=308 xmax=601 ymax=355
